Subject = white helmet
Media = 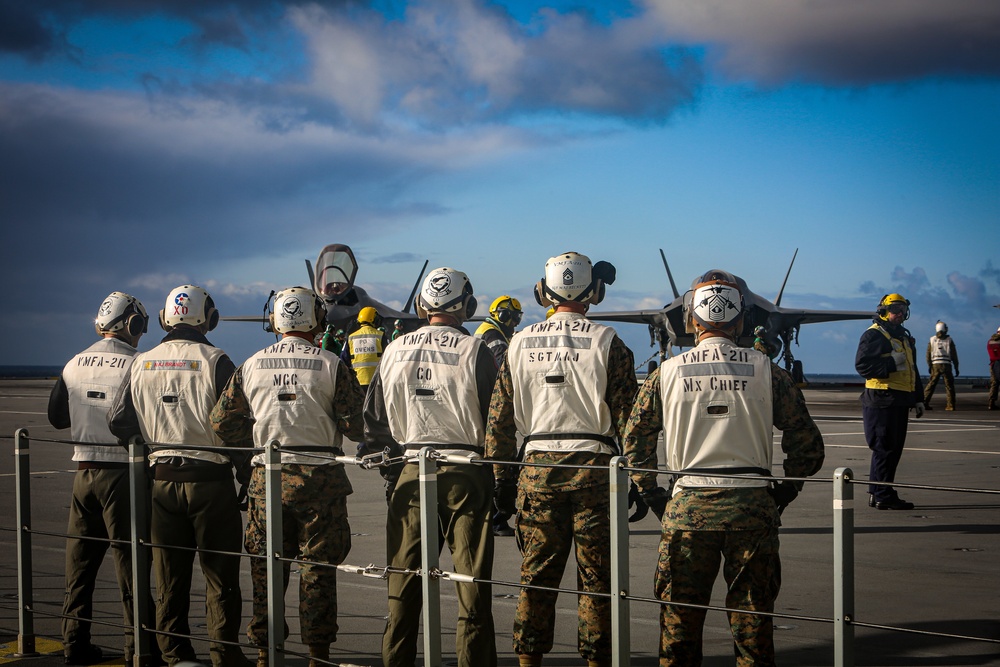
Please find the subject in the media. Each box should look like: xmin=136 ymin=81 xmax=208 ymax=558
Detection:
xmin=935 ymin=320 xmax=947 ymax=334
xmin=95 ymin=292 xmax=148 ymax=338
xmin=688 ymin=269 xmax=744 ymax=335
xmin=159 ymin=285 xmax=219 ymax=332
xmin=271 ymin=287 xmax=326 ymax=335
xmin=534 ymin=251 xmax=615 ymax=307
xmin=416 ymin=267 xmax=477 ymax=321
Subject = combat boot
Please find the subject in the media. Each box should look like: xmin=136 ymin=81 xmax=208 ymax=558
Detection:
xmin=307 ymin=644 xmax=329 ymax=667
xmin=255 ymin=649 xmax=268 ymax=667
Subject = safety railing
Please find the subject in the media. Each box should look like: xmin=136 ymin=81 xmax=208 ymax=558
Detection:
xmin=8 ymin=427 xmax=1000 ymax=666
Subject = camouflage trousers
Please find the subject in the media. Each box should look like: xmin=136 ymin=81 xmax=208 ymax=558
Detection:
xmin=244 ymin=464 xmax=352 ymax=647
xmin=654 ymin=527 xmax=781 ymax=667
xmin=924 ymin=364 xmax=956 ymax=408
xmin=513 ymin=482 xmax=611 ymax=662
xmin=989 ymin=361 xmax=999 ymax=406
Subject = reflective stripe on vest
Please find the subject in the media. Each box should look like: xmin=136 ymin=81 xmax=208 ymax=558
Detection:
xmin=865 ymin=324 xmax=916 ymax=392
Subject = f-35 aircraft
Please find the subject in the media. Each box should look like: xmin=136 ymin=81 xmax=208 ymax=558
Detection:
xmin=223 ymin=243 xmax=428 ymax=334
xmin=588 ymin=249 xmax=872 ymax=381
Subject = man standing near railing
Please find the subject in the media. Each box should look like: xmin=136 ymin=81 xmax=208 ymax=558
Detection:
xmin=49 ymin=292 xmax=155 ymax=666
xmin=486 ymin=251 xmax=636 ymax=667
xmin=621 ymin=269 xmax=825 ymax=666
xmin=363 ymin=267 xmax=498 ymax=667
xmin=210 ymin=287 xmax=365 ymax=667
xmin=109 ymin=285 xmax=250 ymax=667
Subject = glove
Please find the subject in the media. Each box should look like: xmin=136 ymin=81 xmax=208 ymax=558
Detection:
xmin=627 ymin=481 xmax=649 ymax=523
xmin=236 ymin=482 xmax=249 ymax=512
xmin=890 ymin=350 xmax=907 ymax=369
xmin=494 ymin=480 xmax=517 ymax=517
xmin=640 ymin=486 xmax=670 ymax=521
xmin=913 ymin=402 xmax=925 ymax=419
xmin=768 ymin=481 xmax=799 ymax=515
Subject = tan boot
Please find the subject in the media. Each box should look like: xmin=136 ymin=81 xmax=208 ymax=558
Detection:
xmin=588 ymin=662 xmax=611 ymax=667
xmin=307 ymin=644 xmax=329 ymax=667
xmin=255 ymin=649 xmax=268 ymax=667
xmin=518 ymin=654 xmax=542 ymax=667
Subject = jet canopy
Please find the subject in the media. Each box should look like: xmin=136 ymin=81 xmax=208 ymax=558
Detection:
xmin=314 ymin=244 xmax=359 ymax=303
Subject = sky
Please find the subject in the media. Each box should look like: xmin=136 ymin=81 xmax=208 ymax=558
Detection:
xmin=1 ymin=0 xmax=998 ymax=375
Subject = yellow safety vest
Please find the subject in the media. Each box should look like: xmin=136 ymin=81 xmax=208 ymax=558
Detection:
xmin=348 ymin=324 xmax=383 ymax=386
xmin=864 ymin=323 xmax=916 ymax=392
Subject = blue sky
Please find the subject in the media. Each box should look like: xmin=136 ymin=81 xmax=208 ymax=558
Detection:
xmin=1 ymin=0 xmax=997 ymax=375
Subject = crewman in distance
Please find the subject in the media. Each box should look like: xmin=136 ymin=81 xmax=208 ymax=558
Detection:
xmin=346 ymin=306 xmax=384 ymax=387
xmin=923 ymin=320 xmax=959 ymax=410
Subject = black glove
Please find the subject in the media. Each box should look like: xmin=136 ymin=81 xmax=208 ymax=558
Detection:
xmin=494 ymin=480 xmax=517 ymax=517
xmin=627 ymin=481 xmax=649 ymax=523
xmin=236 ymin=482 xmax=249 ymax=512
xmin=768 ymin=481 xmax=799 ymax=515
xmin=640 ymin=486 xmax=670 ymax=521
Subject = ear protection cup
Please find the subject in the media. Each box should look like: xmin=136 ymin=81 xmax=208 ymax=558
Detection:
xmin=496 ymin=308 xmax=511 ymax=324
xmin=415 ymin=297 xmax=428 ymax=321
xmin=592 ymin=281 xmax=606 ymax=305
xmin=876 ymin=294 xmax=889 ymax=317
xmin=206 ymin=306 xmax=219 ymax=331
xmin=314 ymin=296 xmax=327 ymax=329
xmin=465 ymin=295 xmax=478 ymax=321
xmin=159 ymin=309 xmax=170 ymax=332
xmin=125 ymin=312 xmax=146 ymax=338
xmin=534 ymin=280 xmax=552 ymax=308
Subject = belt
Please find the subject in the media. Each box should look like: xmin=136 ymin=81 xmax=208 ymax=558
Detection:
xmin=77 ymin=462 xmax=128 ymax=470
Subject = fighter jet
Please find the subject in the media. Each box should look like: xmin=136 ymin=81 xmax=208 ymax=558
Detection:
xmin=223 ymin=243 xmax=428 ymax=335
xmin=588 ymin=249 xmax=872 ymax=382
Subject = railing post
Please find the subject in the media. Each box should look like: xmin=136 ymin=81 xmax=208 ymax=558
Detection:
xmin=833 ymin=467 xmax=855 ymax=667
xmin=128 ymin=438 xmax=154 ymax=667
xmin=265 ymin=440 xmax=285 ymax=667
xmin=609 ymin=456 xmax=631 ymax=667
xmin=14 ymin=428 xmax=38 ymax=657
xmin=418 ymin=447 xmax=442 ymax=666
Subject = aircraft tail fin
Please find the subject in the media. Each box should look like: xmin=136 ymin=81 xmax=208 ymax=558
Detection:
xmin=775 ymin=248 xmax=798 ymax=307
xmin=403 ymin=260 xmax=429 ymax=313
xmin=305 ymin=259 xmax=316 ymax=291
xmin=659 ymin=249 xmax=680 ymax=299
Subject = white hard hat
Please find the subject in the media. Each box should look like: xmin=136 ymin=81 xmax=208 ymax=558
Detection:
xmin=935 ymin=320 xmax=947 ymax=333
xmin=159 ymin=285 xmax=219 ymax=332
xmin=271 ymin=287 xmax=325 ymax=335
xmin=95 ymin=292 xmax=148 ymax=338
xmin=534 ymin=251 xmax=615 ymax=307
xmin=689 ymin=269 xmax=744 ymax=334
xmin=416 ymin=267 xmax=476 ymax=321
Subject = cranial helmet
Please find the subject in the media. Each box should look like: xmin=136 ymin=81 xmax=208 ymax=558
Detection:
xmin=935 ymin=320 xmax=947 ymax=334
xmin=753 ymin=325 xmax=766 ymax=337
xmin=877 ymin=293 xmax=910 ymax=321
xmin=357 ymin=306 xmax=380 ymax=327
xmin=95 ymin=292 xmax=148 ymax=338
xmin=416 ymin=267 xmax=477 ymax=321
xmin=489 ymin=295 xmax=523 ymax=326
xmin=271 ymin=287 xmax=326 ymax=335
xmin=687 ymin=269 xmax=744 ymax=335
xmin=159 ymin=285 xmax=219 ymax=332
xmin=534 ymin=251 xmax=616 ymax=307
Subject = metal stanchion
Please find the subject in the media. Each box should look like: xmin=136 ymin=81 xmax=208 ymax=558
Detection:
xmin=609 ymin=456 xmax=631 ymax=667
xmin=833 ymin=467 xmax=855 ymax=667
xmin=265 ymin=440 xmax=285 ymax=667
xmin=418 ymin=448 xmax=442 ymax=666
xmin=14 ymin=428 xmax=38 ymax=657
xmin=129 ymin=438 xmax=154 ymax=667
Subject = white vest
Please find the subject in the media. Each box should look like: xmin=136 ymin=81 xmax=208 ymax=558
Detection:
xmin=61 ymin=337 xmax=138 ymax=462
xmin=507 ymin=312 xmax=617 ymax=455
xmin=379 ymin=325 xmax=486 ymax=457
xmin=241 ymin=338 xmax=344 ymax=466
xmin=130 ymin=340 xmax=229 ymax=464
xmin=660 ymin=337 xmax=773 ymax=492
xmin=929 ymin=335 xmax=954 ymax=366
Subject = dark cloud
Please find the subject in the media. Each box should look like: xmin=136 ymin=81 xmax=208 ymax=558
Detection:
xmin=647 ymin=0 xmax=1000 ymax=86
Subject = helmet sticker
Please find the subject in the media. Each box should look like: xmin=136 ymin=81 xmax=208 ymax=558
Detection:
xmin=427 ymin=273 xmax=453 ymax=298
xmin=562 ymin=268 xmax=574 ymax=286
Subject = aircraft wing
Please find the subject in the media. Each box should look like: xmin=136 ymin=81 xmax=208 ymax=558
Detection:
xmin=770 ymin=308 xmax=872 ymax=326
xmin=584 ymin=309 xmax=670 ymax=326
